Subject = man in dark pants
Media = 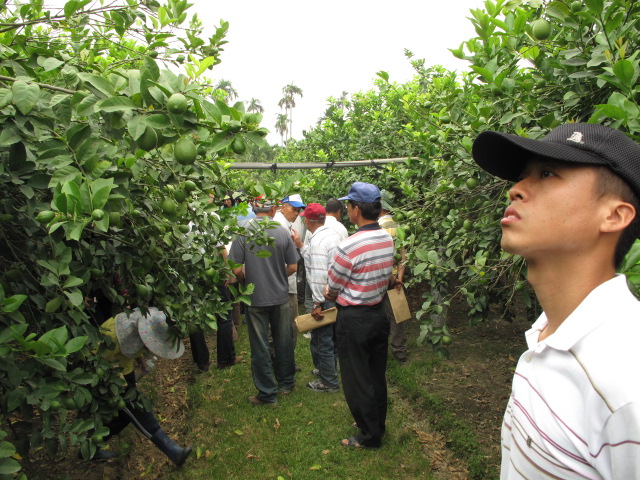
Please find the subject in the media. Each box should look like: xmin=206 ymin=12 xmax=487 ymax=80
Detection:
xmin=325 ymin=182 xmax=395 ymax=449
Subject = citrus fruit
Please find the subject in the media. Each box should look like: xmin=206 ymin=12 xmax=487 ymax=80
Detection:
xmin=174 ymin=137 xmax=197 ymax=165
xmin=532 ymin=19 xmax=551 ymax=40
xmin=161 ymin=199 xmax=177 ymax=216
xmin=231 ymin=136 xmax=247 ymax=154
xmin=466 ymin=178 xmax=478 ymax=189
xmin=137 ymin=126 xmax=158 ymax=151
xmin=173 ymin=189 xmax=187 ymax=203
xmin=463 ymin=219 xmax=472 ymax=231
xmin=91 ymin=209 xmax=105 ymax=221
xmin=394 ymin=212 xmax=405 ymax=222
xmin=571 ymin=1 xmax=582 ymax=12
xmin=176 ymin=54 xmax=185 ymax=63
xmin=135 ymin=284 xmax=152 ymax=300
xmin=62 ymin=397 xmax=77 ymax=409
xmin=204 ymin=267 xmax=216 ymax=278
xmin=36 ymin=210 xmax=55 ymax=224
xmin=50 ymin=400 xmax=63 ymax=410
xmin=178 ymin=224 xmax=190 ymax=233
xmin=108 ymin=212 xmax=122 ymax=228
xmin=167 ymin=93 xmax=188 ymax=115
xmin=183 ymin=180 xmax=197 ymax=192
xmin=441 ymin=335 xmax=452 ymax=345
xmin=394 ymin=253 xmax=402 ymax=262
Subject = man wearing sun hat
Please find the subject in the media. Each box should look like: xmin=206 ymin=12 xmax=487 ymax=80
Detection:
xmin=472 ymin=123 xmax=640 ymax=478
xmin=273 ymin=193 xmax=306 ymax=362
xmin=324 ymin=182 xmax=395 ymax=449
xmin=292 ymin=203 xmax=342 ymax=393
xmin=84 ymin=308 xmax=191 ymax=465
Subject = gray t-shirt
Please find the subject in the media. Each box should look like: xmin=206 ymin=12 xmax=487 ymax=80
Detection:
xmin=228 ymin=217 xmax=299 ymax=307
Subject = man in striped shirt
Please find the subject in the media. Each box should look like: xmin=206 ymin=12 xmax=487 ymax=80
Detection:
xmin=292 ymin=203 xmax=341 ymax=393
xmin=473 ymin=123 xmax=640 ymax=479
xmin=324 ymin=182 xmax=395 ymax=449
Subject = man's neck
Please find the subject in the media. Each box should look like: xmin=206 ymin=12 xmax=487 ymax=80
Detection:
xmin=326 ymin=212 xmax=341 ymax=220
xmin=527 ymin=255 xmax=616 ymax=339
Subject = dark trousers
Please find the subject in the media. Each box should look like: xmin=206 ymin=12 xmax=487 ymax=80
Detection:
xmin=104 ymin=373 xmax=160 ymax=441
xmin=336 ymin=302 xmax=390 ymax=447
xmin=190 ymin=284 xmax=237 ymax=367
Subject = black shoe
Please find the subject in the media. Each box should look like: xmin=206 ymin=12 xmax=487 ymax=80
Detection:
xmin=150 ymin=429 xmax=192 ymax=466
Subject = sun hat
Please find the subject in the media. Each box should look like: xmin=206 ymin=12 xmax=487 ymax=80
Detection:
xmin=282 ymin=194 xmax=306 ymax=208
xmin=338 ymin=182 xmax=382 ymax=203
xmin=137 ymin=307 xmax=185 ymax=359
xmin=472 ymin=123 xmax=640 ymax=198
xmin=380 ymin=190 xmax=394 ymax=211
xmin=252 ymin=195 xmax=275 ymax=208
xmin=300 ymin=202 xmax=326 ymax=220
xmin=115 ymin=307 xmax=185 ymax=359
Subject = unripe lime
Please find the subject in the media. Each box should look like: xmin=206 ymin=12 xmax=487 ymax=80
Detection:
xmin=50 ymin=400 xmax=63 ymax=410
xmin=204 ymin=268 xmax=216 ymax=278
xmin=174 ymin=137 xmax=197 ymax=165
xmin=466 ymin=178 xmax=478 ymax=189
xmin=149 ymin=50 xmax=159 ymax=58
xmin=117 ymin=398 xmax=126 ymax=410
xmin=394 ymin=253 xmax=402 ymax=262
xmin=173 ymin=189 xmax=186 ymax=203
xmin=137 ymin=126 xmax=158 ymax=151
xmin=167 ymin=93 xmax=188 ymax=115
xmin=178 ymin=224 xmax=190 ymax=233
xmin=183 ymin=180 xmax=197 ymax=192
xmin=571 ymin=1 xmax=582 ymax=13
xmin=463 ymin=219 xmax=472 ymax=230
xmin=441 ymin=335 xmax=452 ymax=345
xmin=108 ymin=212 xmax=122 ymax=228
xmin=91 ymin=209 xmax=105 ymax=221
xmin=531 ymin=19 xmax=551 ymax=40
xmin=36 ymin=210 xmax=56 ymax=224
xmin=135 ymin=284 xmax=152 ymax=300
xmin=231 ymin=137 xmax=247 ymax=155
xmin=176 ymin=54 xmax=185 ymax=64
xmin=161 ymin=199 xmax=177 ymax=216
xmin=394 ymin=212 xmax=405 ymax=222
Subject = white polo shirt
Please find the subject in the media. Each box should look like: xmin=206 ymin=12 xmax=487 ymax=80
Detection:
xmin=501 ymin=275 xmax=640 ymax=479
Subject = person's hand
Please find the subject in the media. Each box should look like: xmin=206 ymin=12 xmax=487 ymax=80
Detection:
xmin=324 ymin=285 xmax=337 ymax=302
xmin=394 ymin=278 xmax=403 ymax=292
xmin=311 ymin=306 xmax=324 ymax=321
xmin=291 ymin=228 xmax=303 ymax=248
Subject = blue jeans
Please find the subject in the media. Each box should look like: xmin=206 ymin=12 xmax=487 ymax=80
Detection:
xmin=310 ymin=302 xmax=338 ymax=388
xmin=246 ymin=302 xmax=295 ymax=402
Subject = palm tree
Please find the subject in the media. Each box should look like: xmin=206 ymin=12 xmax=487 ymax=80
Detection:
xmin=278 ymin=83 xmax=303 ymax=141
xmin=247 ymin=97 xmax=264 ymax=114
xmin=275 ymin=113 xmax=288 ymax=146
xmin=213 ymin=79 xmax=238 ymax=104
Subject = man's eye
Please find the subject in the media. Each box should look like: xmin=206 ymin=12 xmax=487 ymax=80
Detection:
xmin=541 ymin=170 xmax=554 ymax=178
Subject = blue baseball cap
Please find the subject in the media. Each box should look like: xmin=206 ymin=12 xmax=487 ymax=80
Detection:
xmin=281 ymin=194 xmax=306 ymax=208
xmin=338 ymin=182 xmax=382 ymax=203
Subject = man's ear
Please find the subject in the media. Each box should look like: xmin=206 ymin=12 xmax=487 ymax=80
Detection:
xmin=602 ymin=200 xmax=636 ymax=233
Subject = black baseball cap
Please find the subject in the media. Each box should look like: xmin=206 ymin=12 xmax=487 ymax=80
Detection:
xmin=472 ymin=123 xmax=640 ymax=198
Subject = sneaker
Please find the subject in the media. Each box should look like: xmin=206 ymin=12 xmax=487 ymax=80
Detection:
xmin=247 ymin=395 xmax=277 ymax=406
xmin=312 ymin=368 xmax=320 ymax=377
xmin=306 ymin=379 xmax=339 ymax=393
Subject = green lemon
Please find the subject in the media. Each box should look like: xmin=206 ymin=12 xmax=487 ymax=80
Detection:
xmin=178 ymin=224 xmax=190 ymax=233
xmin=167 ymin=93 xmax=188 ymax=115
xmin=161 ymin=199 xmax=177 ymax=217
xmin=36 ymin=210 xmax=56 ymax=224
xmin=138 ymin=126 xmax=158 ymax=151
xmin=135 ymin=284 xmax=153 ymax=300
xmin=231 ymin=136 xmax=247 ymax=155
xmin=108 ymin=212 xmax=122 ymax=228
xmin=91 ymin=209 xmax=105 ymax=221
xmin=183 ymin=180 xmax=197 ymax=192
xmin=531 ymin=19 xmax=551 ymax=40
xmin=50 ymin=400 xmax=63 ymax=411
xmin=466 ymin=178 xmax=478 ymax=189
xmin=173 ymin=189 xmax=187 ymax=203
xmin=394 ymin=253 xmax=402 ymax=262
xmin=441 ymin=335 xmax=452 ymax=345
xmin=174 ymin=137 xmax=197 ymax=165
xmin=462 ymin=219 xmax=472 ymax=231
xmin=394 ymin=212 xmax=405 ymax=222
xmin=204 ymin=267 xmax=216 ymax=278
xmin=571 ymin=1 xmax=582 ymax=12
xmin=176 ymin=54 xmax=185 ymax=64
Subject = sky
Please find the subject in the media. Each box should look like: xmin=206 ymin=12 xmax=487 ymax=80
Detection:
xmin=189 ymin=0 xmax=486 ymax=145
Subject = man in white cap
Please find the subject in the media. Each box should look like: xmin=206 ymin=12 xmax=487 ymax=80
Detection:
xmin=273 ymin=193 xmax=306 ymax=365
xmin=472 ymin=123 xmax=640 ymax=479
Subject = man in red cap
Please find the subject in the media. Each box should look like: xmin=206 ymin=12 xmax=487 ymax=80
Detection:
xmin=292 ymin=203 xmax=341 ymax=393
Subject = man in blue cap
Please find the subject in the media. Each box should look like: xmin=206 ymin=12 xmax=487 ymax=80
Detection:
xmin=325 ymin=182 xmax=395 ymax=449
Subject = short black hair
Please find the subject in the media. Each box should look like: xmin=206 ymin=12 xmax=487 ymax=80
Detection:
xmin=348 ymin=200 xmax=381 ymax=221
xmin=326 ymin=198 xmax=343 ymax=214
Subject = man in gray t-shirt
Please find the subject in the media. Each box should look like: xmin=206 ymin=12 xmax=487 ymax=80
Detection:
xmin=228 ymin=199 xmax=299 ymax=405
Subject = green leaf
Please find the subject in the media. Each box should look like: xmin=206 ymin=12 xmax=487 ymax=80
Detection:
xmin=0 ymin=456 xmax=21 ymax=475
xmin=45 ymin=296 xmax=63 ymax=313
xmin=77 ymin=73 xmax=117 ymax=97
xmin=96 ymin=96 xmax=136 ymax=112
xmin=2 ymin=295 xmax=27 ymax=313
xmin=584 ymin=0 xmax=603 ymax=15
xmin=12 ymin=80 xmax=40 ymax=115
xmin=612 ymin=59 xmax=636 ymax=89
xmin=38 ymin=358 xmax=67 ymax=372
xmin=0 ymin=440 xmax=16 ymax=457
xmin=255 ymin=249 xmax=272 ymax=258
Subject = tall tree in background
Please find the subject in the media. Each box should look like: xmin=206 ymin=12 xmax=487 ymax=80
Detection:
xmin=275 ymin=113 xmax=289 ymax=145
xmin=213 ymin=78 xmax=238 ymax=103
xmin=278 ymin=83 xmax=303 ymax=141
xmin=247 ymin=97 xmax=264 ymax=113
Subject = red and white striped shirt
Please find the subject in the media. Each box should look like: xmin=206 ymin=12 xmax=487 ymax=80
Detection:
xmin=327 ymin=223 xmax=394 ymax=306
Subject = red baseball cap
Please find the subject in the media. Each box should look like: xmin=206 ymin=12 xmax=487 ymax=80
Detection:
xmin=300 ymin=203 xmax=326 ymax=220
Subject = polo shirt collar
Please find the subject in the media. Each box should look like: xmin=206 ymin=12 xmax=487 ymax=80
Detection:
xmin=526 ymin=275 xmax=625 ymax=352
xmin=356 ymin=222 xmax=381 ymax=232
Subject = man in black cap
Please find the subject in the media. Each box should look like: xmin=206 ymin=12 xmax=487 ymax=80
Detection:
xmin=472 ymin=123 xmax=640 ymax=479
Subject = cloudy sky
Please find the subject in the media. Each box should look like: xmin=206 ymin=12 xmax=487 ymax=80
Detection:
xmin=190 ymin=0 xmax=485 ymax=144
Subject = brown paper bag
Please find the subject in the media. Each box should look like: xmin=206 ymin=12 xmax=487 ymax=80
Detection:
xmin=295 ymin=307 xmax=338 ymax=333
xmin=387 ymin=288 xmax=411 ymax=323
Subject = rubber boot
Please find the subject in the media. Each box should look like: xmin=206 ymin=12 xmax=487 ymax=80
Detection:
xmin=149 ymin=429 xmax=192 ymax=466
